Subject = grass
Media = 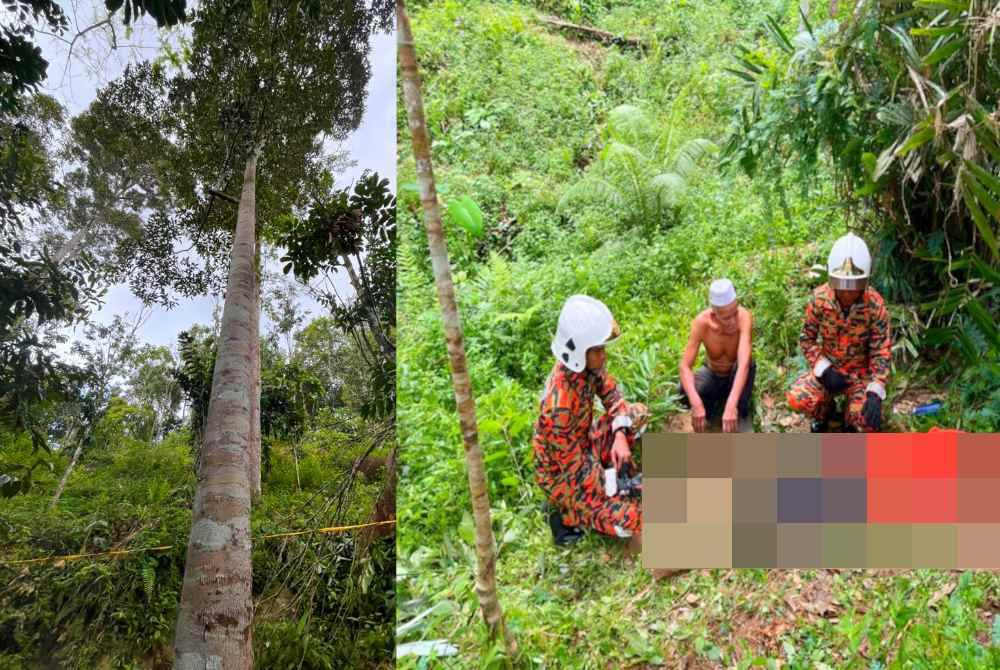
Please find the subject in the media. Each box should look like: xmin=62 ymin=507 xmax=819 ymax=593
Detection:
xmin=399 ymin=507 xmax=1000 ymax=668
xmin=396 ymin=0 xmax=1000 ymax=666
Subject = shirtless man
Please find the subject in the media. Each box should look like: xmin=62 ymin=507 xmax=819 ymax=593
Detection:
xmin=677 ymin=279 xmax=755 ymax=433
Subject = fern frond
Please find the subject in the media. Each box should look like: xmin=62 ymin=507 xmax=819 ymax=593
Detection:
xmin=141 ymin=563 xmax=156 ymax=602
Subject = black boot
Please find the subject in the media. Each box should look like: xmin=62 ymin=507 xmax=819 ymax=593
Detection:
xmin=548 ymin=510 xmax=584 ymax=546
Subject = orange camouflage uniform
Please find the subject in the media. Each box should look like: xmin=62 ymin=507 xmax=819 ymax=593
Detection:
xmin=786 ymin=283 xmax=892 ymax=430
xmin=533 ymin=362 xmax=650 ymax=537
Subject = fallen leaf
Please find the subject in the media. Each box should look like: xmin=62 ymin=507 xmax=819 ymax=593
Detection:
xmin=929 ymin=581 xmax=956 ymax=608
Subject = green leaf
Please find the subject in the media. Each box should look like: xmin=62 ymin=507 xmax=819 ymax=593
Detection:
xmin=897 ymin=126 xmax=935 ymax=156
xmin=764 ymin=16 xmax=794 ymax=53
xmin=963 ymin=170 xmax=1000 ymax=221
xmin=458 ymin=511 xmax=475 ymax=546
xmin=909 ymin=25 xmax=963 ymax=38
xmin=962 ymin=185 xmax=999 ymax=260
xmin=992 ymin=615 xmax=1000 ymax=646
xmin=969 ymin=253 xmax=1000 ymax=286
xmin=887 ymin=26 xmax=922 ymax=68
xmin=913 ymin=0 xmax=970 ymax=11
xmin=963 ymin=159 xmax=1000 ymax=199
xmin=861 ymin=152 xmax=877 ymax=176
xmin=732 ymin=55 xmax=764 ymax=74
xmin=725 ymin=67 xmax=760 ymax=84
xmin=965 ymin=297 xmax=1000 ymax=351
xmin=973 ymin=126 xmax=1000 ymax=164
xmin=922 ymin=36 xmax=968 ymax=67
xmin=446 ymin=196 xmax=484 ymax=238
xmin=798 ymin=5 xmax=814 ymax=38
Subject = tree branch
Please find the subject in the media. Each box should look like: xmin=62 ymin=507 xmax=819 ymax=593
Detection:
xmin=538 ymin=15 xmax=644 ymax=49
xmin=207 ymin=188 xmax=240 ymax=205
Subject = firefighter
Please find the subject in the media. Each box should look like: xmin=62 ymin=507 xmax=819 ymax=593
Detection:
xmin=678 ymin=279 xmax=755 ymax=433
xmin=786 ymin=233 xmax=892 ymax=432
xmin=533 ymin=295 xmax=649 ymax=548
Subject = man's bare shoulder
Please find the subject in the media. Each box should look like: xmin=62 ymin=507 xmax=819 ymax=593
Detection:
xmin=691 ymin=309 xmax=712 ymax=331
xmin=739 ymin=306 xmax=753 ymax=326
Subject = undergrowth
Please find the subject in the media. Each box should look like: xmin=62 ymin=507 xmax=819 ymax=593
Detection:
xmin=0 ymin=410 xmax=393 ymax=669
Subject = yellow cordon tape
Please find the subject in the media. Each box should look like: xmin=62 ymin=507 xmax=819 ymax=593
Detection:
xmin=2 ymin=519 xmax=396 ymax=567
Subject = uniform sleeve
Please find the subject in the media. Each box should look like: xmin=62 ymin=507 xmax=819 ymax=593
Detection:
xmin=867 ymin=296 xmax=892 ymax=398
xmin=594 ymin=368 xmax=633 ymax=431
xmin=800 ymin=290 xmax=830 ymax=376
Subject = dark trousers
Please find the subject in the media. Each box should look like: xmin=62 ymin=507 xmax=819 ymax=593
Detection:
xmin=678 ymin=359 xmax=756 ymax=419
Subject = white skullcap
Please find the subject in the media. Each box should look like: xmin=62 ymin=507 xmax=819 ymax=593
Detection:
xmin=709 ymin=278 xmax=737 ymax=307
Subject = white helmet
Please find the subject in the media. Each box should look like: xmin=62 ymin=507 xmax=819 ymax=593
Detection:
xmin=551 ymin=295 xmax=620 ymax=372
xmin=827 ymin=232 xmax=872 ymax=290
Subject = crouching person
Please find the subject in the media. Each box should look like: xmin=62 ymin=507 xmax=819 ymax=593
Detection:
xmin=678 ymin=279 xmax=755 ymax=433
xmin=786 ymin=233 xmax=892 ymax=432
xmin=534 ymin=295 xmax=650 ymax=551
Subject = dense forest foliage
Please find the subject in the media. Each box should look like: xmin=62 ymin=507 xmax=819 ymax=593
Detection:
xmin=397 ymin=0 xmax=1000 ymax=667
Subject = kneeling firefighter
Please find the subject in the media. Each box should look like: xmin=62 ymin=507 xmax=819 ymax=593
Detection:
xmin=533 ymin=295 xmax=649 ymax=547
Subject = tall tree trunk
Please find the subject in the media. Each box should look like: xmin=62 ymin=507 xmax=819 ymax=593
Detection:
xmin=397 ymin=1 xmax=518 ymax=656
xmin=173 ymin=151 xmax=258 ymax=670
xmin=49 ymin=422 xmax=81 ymax=510
xmin=249 ymin=240 xmax=262 ymax=499
xmin=368 ymin=446 xmax=396 ymax=540
xmin=341 ymin=252 xmax=394 ymax=361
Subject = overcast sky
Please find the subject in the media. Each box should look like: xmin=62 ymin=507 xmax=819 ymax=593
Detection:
xmin=32 ymin=1 xmax=395 ymax=351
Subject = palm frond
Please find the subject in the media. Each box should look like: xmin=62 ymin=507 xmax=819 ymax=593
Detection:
xmin=607 ymin=105 xmax=654 ymax=147
xmin=601 ymin=140 xmax=647 ymax=171
xmin=647 ymin=171 xmax=687 ymax=208
xmin=556 ymin=177 xmax=626 ymax=213
xmin=671 ymin=138 xmax=718 ymax=178
xmin=877 ymin=102 xmax=918 ymax=128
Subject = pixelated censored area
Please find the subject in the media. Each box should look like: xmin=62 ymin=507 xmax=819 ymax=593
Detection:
xmin=642 ymin=433 xmax=1000 ymax=568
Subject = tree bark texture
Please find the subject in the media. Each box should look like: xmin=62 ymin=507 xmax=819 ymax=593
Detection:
xmin=397 ymin=0 xmax=517 ymax=656
xmin=361 ymin=448 xmax=396 ymax=546
xmin=341 ymin=252 xmax=394 ymax=361
xmin=249 ymin=239 xmax=262 ymax=499
xmin=49 ymin=423 xmax=81 ymax=510
xmin=172 ymin=152 xmax=258 ymax=670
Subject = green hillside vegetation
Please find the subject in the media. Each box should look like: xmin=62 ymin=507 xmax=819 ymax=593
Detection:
xmin=397 ymin=0 xmax=1000 ymax=666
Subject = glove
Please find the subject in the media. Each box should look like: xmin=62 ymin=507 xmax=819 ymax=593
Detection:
xmin=861 ymin=392 xmax=882 ymax=431
xmin=819 ymin=366 xmax=849 ymax=393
